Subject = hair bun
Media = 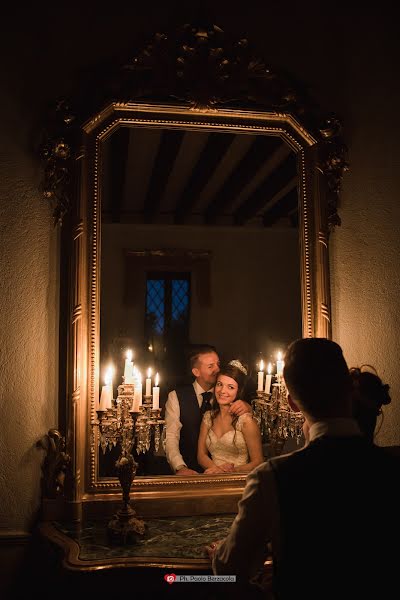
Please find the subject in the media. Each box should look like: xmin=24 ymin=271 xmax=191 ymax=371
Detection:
xmin=381 ymin=383 xmax=391 ymax=405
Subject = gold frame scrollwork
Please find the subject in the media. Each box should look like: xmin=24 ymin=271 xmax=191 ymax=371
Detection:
xmin=39 ymin=23 xmax=347 ymax=521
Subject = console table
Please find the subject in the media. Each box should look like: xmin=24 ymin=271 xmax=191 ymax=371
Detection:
xmin=38 ymin=514 xmax=236 ymax=571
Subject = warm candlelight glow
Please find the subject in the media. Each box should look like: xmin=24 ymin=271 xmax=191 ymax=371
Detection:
xmin=267 ymin=362 xmax=272 ymax=375
xmin=99 ymin=365 xmax=113 ymax=411
xmin=105 ymin=365 xmax=113 ymax=385
xmin=148 ymin=344 xmax=153 ymax=352
xmin=155 ymin=372 xmax=159 ymax=387
xmin=259 ymin=359 xmax=264 ymax=371
xmin=276 ymin=351 xmax=284 ymax=377
xmin=124 ymin=350 xmax=134 ymax=383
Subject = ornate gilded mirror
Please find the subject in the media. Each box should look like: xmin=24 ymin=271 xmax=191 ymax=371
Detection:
xmin=41 ymin=24 xmax=346 ymax=519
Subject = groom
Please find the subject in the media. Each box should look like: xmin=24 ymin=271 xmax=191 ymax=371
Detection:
xmin=164 ymin=344 xmax=252 ymax=475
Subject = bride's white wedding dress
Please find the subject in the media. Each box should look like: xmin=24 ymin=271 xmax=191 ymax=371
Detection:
xmin=203 ymin=411 xmax=252 ymax=467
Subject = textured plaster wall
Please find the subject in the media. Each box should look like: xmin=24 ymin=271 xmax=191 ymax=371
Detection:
xmin=0 ymin=95 xmax=59 ymax=533
xmin=329 ymin=11 xmax=400 ymax=445
xmin=0 ymin=3 xmax=399 ymax=534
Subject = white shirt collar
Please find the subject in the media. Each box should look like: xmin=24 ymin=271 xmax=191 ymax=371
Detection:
xmin=193 ymin=380 xmax=213 ymax=396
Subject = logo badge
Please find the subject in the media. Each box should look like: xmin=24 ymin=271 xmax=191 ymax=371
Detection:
xmin=164 ymin=573 xmax=176 ymax=584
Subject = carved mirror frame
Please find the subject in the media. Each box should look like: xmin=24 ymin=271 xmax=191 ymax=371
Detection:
xmin=41 ymin=24 xmax=347 ymax=520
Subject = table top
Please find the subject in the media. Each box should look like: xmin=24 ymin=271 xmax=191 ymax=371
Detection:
xmin=39 ymin=513 xmax=236 ymax=571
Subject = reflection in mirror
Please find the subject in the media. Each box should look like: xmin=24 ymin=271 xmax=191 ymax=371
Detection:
xmin=99 ymin=124 xmax=302 ymax=478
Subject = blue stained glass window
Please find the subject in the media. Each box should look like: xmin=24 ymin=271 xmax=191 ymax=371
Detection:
xmin=171 ymin=279 xmax=189 ymax=321
xmin=146 ymin=280 xmax=165 ymax=334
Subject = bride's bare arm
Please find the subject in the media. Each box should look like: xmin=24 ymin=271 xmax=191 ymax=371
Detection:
xmin=234 ymin=416 xmax=264 ymax=473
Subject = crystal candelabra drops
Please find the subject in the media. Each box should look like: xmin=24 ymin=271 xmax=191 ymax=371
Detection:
xmin=253 ymin=371 xmax=304 ymax=457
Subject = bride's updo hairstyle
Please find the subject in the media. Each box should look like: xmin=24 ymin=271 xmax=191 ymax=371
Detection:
xmin=350 ymin=365 xmax=391 ymax=441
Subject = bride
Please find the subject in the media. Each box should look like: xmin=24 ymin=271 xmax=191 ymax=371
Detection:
xmin=197 ymin=360 xmax=264 ymax=474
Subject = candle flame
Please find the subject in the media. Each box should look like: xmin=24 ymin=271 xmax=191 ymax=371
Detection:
xmin=155 ymin=372 xmax=159 ymax=386
xmin=277 ymin=351 xmax=282 ymax=360
xmin=147 ymin=367 xmax=152 ymax=378
xmin=148 ymin=344 xmax=153 ymax=352
xmin=105 ymin=365 xmax=113 ymax=385
xmin=126 ymin=349 xmax=133 ymax=361
xmin=259 ymin=359 xmax=264 ymax=371
xmin=267 ymin=362 xmax=272 ymax=374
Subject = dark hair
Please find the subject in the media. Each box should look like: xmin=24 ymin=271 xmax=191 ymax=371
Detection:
xmin=187 ymin=344 xmax=218 ymax=369
xmin=283 ymin=338 xmax=351 ymax=418
xmin=350 ymin=365 xmax=391 ymax=441
xmin=212 ymin=361 xmax=248 ymax=403
xmin=209 ymin=360 xmax=249 ymax=446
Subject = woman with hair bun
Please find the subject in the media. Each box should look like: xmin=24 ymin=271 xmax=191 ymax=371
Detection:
xmin=349 ymin=365 xmax=391 ymax=442
xmin=197 ymin=359 xmax=263 ymax=474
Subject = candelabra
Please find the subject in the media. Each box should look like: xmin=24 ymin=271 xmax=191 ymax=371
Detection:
xmin=253 ymin=377 xmax=304 ymax=457
xmin=96 ymin=382 xmax=165 ymax=544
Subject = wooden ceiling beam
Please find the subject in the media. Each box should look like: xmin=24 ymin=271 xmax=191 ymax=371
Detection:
xmin=234 ymin=153 xmax=297 ymax=225
xmin=143 ymin=129 xmax=185 ymax=223
xmin=204 ymin=135 xmax=283 ymax=224
xmin=262 ymin=188 xmax=299 ymax=227
xmin=174 ymin=132 xmax=235 ymax=224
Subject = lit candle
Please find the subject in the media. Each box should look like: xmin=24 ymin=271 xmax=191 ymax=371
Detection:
xmin=99 ymin=366 xmax=113 ymax=411
xmin=264 ymin=362 xmax=272 ymax=394
xmin=145 ymin=367 xmax=152 ymax=397
xmin=152 ymin=372 xmax=160 ymax=410
xmin=134 ymin=373 xmax=142 ymax=407
xmin=257 ymin=359 xmax=264 ymax=391
xmin=131 ymin=393 xmax=140 ymax=413
xmin=124 ymin=350 xmax=134 ymax=384
xmin=276 ymin=351 xmax=284 ymax=377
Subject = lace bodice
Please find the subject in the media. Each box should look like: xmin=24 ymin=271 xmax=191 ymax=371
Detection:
xmin=202 ymin=412 xmax=252 ymax=467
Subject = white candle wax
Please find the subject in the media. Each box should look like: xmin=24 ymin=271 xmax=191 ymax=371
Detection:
xmin=124 ymin=350 xmax=134 ymax=383
xmin=257 ymin=359 xmax=264 ymax=391
xmin=99 ymin=384 xmax=112 ymax=410
xmin=153 ymin=372 xmax=160 ymax=409
xmin=134 ymin=382 xmax=142 ymax=407
xmin=124 ymin=365 xmax=134 ymax=384
xmin=99 ymin=367 xmax=113 ymax=410
xmin=152 ymin=386 xmax=160 ymax=410
xmin=145 ymin=368 xmax=152 ymax=397
xmin=264 ymin=363 xmax=272 ymax=394
xmin=131 ymin=394 xmax=140 ymax=412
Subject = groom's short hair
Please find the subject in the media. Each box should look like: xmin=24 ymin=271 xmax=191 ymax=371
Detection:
xmin=186 ymin=344 xmax=218 ymax=369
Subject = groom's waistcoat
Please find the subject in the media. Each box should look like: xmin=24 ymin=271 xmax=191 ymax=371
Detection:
xmin=176 ymin=384 xmax=203 ymax=472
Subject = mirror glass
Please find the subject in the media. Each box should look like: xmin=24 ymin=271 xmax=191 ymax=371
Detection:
xmin=99 ymin=122 xmax=302 ymax=478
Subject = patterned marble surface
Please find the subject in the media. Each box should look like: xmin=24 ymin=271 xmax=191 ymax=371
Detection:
xmin=55 ymin=514 xmax=236 ymax=561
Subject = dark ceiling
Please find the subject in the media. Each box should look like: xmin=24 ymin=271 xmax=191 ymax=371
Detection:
xmin=102 ymin=126 xmax=299 ymax=228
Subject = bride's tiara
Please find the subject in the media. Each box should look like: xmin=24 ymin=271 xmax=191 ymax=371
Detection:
xmin=228 ymin=359 xmax=247 ymax=375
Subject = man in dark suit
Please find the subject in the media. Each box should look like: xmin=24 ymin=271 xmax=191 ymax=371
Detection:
xmin=165 ymin=344 xmax=252 ymax=475
xmin=208 ymin=338 xmax=400 ymax=598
